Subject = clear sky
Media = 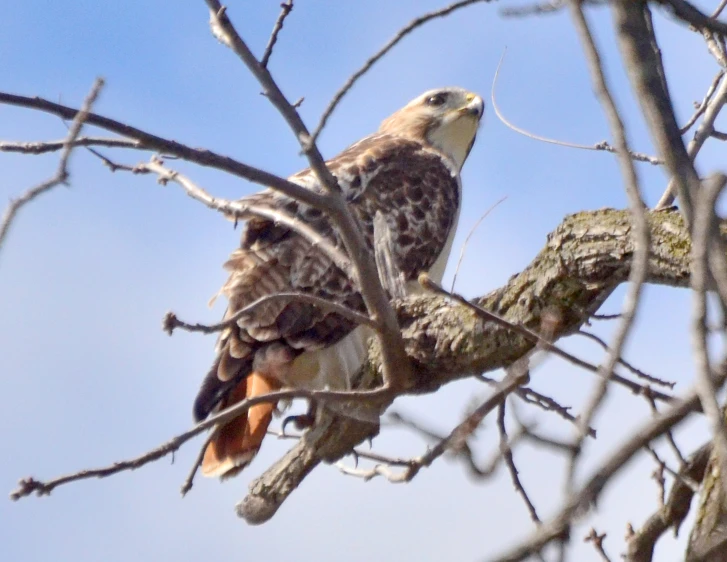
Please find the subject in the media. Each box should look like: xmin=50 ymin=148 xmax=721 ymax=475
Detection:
xmin=1 ymin=1 xmax=723 ymax=561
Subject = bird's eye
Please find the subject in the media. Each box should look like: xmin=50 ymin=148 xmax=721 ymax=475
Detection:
xmin=425 ymin=93 xmax=447 ymax=107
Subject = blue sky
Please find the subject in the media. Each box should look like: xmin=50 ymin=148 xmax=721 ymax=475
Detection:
xmin=1 ymin=1 xmax=723 ymax=560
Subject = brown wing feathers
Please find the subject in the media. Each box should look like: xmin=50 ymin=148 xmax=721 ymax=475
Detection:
xmin=194 ymin=134 xmax=460 ymax=478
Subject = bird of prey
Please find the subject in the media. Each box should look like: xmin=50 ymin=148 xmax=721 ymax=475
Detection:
xmin=194 ymin=87 xmax=484 ymax=478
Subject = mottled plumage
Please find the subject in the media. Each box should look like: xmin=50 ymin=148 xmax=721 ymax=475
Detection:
xmin=195 ymin=87 xmax=484 ymax=478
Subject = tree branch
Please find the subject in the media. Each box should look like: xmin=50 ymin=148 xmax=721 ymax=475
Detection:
xmin=0 ymin=79 xmax=104 ymax=255
xmin=238 ymin=207 xmax=717 ymax=524
xmin=204 ymin=0 xmax=412 ymax=390
xmin=260 ymin=0 xmax=294 ymax=68
xmin=613 ymin=1 xmax=701 ymax=219
xmin=311 ymin=0 xmax=494 ymax=146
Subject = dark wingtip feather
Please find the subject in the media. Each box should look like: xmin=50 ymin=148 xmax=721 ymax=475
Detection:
xmin=193 ymin=357 xmax=250 ymax=422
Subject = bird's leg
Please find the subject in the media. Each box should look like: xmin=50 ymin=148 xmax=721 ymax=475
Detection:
xmin=281 ymin=399 xmax=318 ymax=435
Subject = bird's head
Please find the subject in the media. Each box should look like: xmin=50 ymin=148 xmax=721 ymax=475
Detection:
xmin=379 ymin=87 xmax=484 ymax=171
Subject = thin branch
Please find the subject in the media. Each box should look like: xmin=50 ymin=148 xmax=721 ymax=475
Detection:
xmin=311 ymin=0 xmax=493 ymax=145
xmin=451 ymin=196 xmax=508 ymax=292
xmin=338 ymin=424 xmax=527 ymax=483
xmin=268 ymin=427 xmax=417 ymax=469
xmin=690 ymin=173 xmax=727 ymax=501
xmin=205 ymin=0 xmax=412 ymax=390
xmin=500 ymin=0 xmax=567 ymax=17
xmin=568 ymin=0 xmax=651 ymax=490
xmin=584 ymin=528 xmax=613 ymax=562
xmin=180 ymin=429 xmax=216 ymax=496
xmin=680 ymin=70 xmax=725 ymax=134
xmin=612 ymin=2 xmax=700 ymax=217
xmin=335 ymin=373 xmax=529 ymax=484
xmin=491 ymin=50 xmax=662 ymax=165
xmin=643 ymin=387 xmax=687 ymax=468
xmin=383 ymin=371 xmax=528 ymax=482
xmin=491 ymin=370 xmax=727 ymax=562
xmin=661 ymin=74 xmax=727 ymax=208
xmin=644 ymin=444 xmax=698 ymax=494
xmin=576 ymin=330 xmax=675 ymax=388
xmin=476 ymin=375 xmax=595 ymax=436
xmin=625 ymin=443 xmax=712 ymax=561
xmin=10 ymin=384 xmax=393 ymax=501
xmin=260 ymin=0 xmax=294 ymax=68
xmin=498 ymin=402 xmax=541 ymax=523
xmin=134 ymin=158 xmax=353 ymax=276
xmin=163 ymin=293 xmax=374 ymax=337
xmin=657 ymin=0 xmax=727 ymax=36
xmin=420 ymin=276 xmax=675 ymax=404
xmin=0 ymin=136 xmax=142 ymax=155
xmin=0 ymin=79 xmax=104 ymax=256
xmin=0 ymin=91 xmax=335 ymax=210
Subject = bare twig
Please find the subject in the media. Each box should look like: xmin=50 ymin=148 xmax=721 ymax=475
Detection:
xmin=714 ymin=0 xmax=727 ymax=18
xmin=334 ymin=373 xmax=528 ymax=484
xmin=643 ymin=387 xmax=687 ymax=468
xmin=163 ymin=293 xmax=373 ymax=337
xmin=491 ymin=50 xmax=662 ymax=165
xmin=625 ymin=443 xmax=711 ymax=561
xmin=381 ymin=371 xmax=528 ymax=482
xmin=205 ymin=0 xmax=412 ymax=390
xmin=338 ymin=424 xmax=527 ymax=483
xmin=644 ymin=444 xmax=698 ymax=494
xmin=657 ymin=0 xmax=727 ymax=36
xmin=500 ymin=0 xmax=566 ymax=17
xmin=498 ymin=402 xmax=541 ymax=523
xmin=491 ymin=370 xmax=727 ymax=562
xmin=451 ymin=196 xmax=507 ymax=292
xmin=659 ymin=73 xmax=727 ymax=208
xmin=590 ymin=312 xmax=622 ymax=321
xmin=651 ymin=455 xmax=667 ymax=507
xmin=475 ymin=374 xmax=595 ymax=436
xmin=420 ymin=276 xmax=675 ymax=404
xmin=584 ymin=528 xmax=613 ymax=562
xmin=0 ymin=79 xmax=104 ymax=255
xmin=0 ymin=91 xmax=337 ymax=210
xmin=576 ymin=330 xmax=675 ymax=388
xmin=0 ymin=136 xmax=142 ymax=155
xmin=260 ymin=0 xmax=294 ymax=68
xmin=311 ymin=0 xmax=493 ymax=145
xmin=680 ymin=70 xmax=725 ymax=134
xmin=180 ymin=430 xmax=217 ymax=496
xmin=134 ymin=158 xmax=353 ymax=275
xmin=10 ymin=384 xmax=393 ymax=501
xmin=267 ymin=427 xmax=416 ymax=468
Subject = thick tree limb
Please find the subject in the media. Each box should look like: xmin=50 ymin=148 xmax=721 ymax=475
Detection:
xmin=238 ymin=207 xmax=708 ymax=524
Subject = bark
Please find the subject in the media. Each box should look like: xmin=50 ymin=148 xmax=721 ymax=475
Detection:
xmin=688 ymin=409 xmax=727 ymax=561
xmin=239 ymin=207 xmax=696 ymax=524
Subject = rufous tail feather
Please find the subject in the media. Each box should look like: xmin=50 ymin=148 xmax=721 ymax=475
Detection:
xmin=201 ymin=372 xmax=280 ymax=479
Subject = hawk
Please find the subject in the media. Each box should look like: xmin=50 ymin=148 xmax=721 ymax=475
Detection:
xmin=195 ymin=87 xmax=484 ymax=478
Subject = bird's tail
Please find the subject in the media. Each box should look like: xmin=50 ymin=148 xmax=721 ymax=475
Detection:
xmin=201 ymin=372 xmax=280 ymax=479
